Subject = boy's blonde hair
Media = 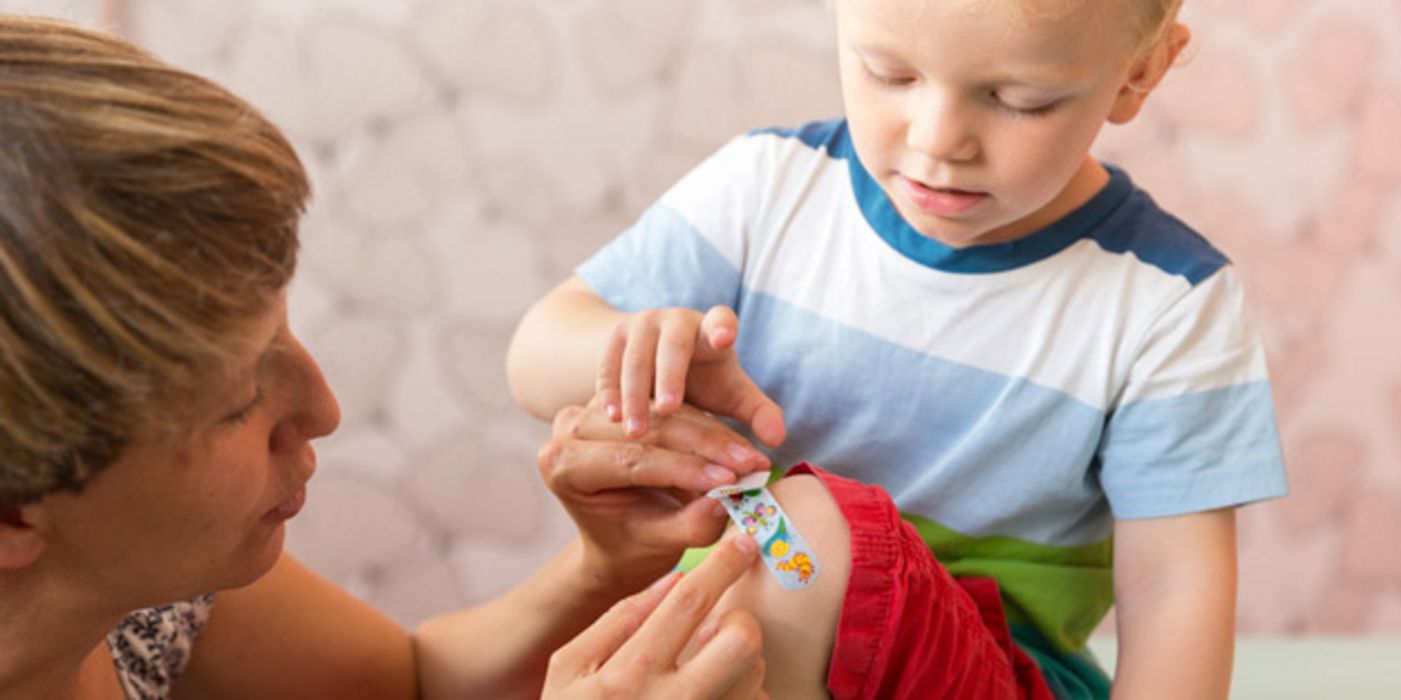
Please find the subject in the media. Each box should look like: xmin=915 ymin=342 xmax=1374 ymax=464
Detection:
xmin=0 ymin=16 xmax=309 ymax=509
xmin=1002 ymin=0 xmax=1184 ymax=54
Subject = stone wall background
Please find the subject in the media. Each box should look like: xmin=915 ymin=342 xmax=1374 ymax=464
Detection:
xmin=7 ymin=0 xmax=1400 ymax=635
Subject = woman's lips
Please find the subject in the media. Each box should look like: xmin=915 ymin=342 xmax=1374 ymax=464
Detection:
xmin=267 ymin=485 xmax=307 ymax=521
xmin=899 ymin=175 xmax=989 ymax=217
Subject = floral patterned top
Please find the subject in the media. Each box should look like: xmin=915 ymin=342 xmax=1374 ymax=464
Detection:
xmin=105 ymin=595 xmax=214 ymax=700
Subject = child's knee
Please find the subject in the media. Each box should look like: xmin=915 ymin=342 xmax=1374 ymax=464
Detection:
xmin=764 ymin=474 xmax=851 ymax=582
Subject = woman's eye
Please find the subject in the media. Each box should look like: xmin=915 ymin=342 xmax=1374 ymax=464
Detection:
xmin=223 ymin=389 xmax=263 ymax=424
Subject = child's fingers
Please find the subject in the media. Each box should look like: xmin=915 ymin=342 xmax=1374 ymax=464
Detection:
xmin=724 ymin=377 xmax=787 ymax=448
xmin=749 ymin=402 xmax=787 ymax=448
xmin=700 ymin=305 xmax=739 ymax=354
xmin=620 ymin=314 xmax=661 ymax=437
xmin=595 ymin=320 xmax=629 ymax=422
xmin=654 ymin=311 xmax=701 ymax=416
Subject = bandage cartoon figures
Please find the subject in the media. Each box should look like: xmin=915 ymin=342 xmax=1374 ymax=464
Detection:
xmin=707 ymin=472 xmax=820 ymax=590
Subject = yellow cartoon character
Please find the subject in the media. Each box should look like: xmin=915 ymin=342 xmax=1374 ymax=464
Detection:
xmin=776 ymin=552 xmax=815 ymax=584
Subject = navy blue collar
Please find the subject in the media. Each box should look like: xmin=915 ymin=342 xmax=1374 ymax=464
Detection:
xmin=770 ymin=119 xmax=1135 ymax=274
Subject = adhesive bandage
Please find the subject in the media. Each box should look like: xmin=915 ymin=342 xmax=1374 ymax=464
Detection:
xmin=707 ymin=471 xmax=820 ymax=590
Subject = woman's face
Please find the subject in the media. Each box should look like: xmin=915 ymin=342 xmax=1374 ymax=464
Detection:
xmin=37 ymin=293 xmax=340 ymax=608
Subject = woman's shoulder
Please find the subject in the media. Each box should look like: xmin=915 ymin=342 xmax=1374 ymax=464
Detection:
xmin=107 ymin=594 xmax=215 ymax=700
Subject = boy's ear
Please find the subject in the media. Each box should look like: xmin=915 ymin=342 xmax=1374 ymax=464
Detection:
xmin=1108 ymin=22 xmax=1192 ymax=125
xmin=0 ymin=503 xmax=47 ymax=570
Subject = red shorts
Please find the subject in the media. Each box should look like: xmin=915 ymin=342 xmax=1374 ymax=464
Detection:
xmin=789 ymin=463 xmax=1055 ymax=700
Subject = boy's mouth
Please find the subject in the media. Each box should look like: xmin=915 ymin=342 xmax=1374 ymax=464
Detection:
xmin=898 ymin=175 xmax=989 ymax=217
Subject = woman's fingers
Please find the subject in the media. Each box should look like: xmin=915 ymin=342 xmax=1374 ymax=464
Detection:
xmin=552 ymin=399 xmax=766 ymax=475
xmin=617 ymin=534 xmax=759 ymax=666
xmin=546 ymin=571 xmax=680 ymax=680
xmin=539 ymin=438 xmax=722 ymax=494
xmin=545 ymin=539 xmax=764 ymax=700
xmin=689 ymin=609 xmax=766 ymax=700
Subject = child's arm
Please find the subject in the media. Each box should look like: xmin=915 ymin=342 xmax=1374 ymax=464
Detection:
xmin=1110 ymin=509 xmax=1238 ymax=699
xmin=508 ymin=276 xmax=785 ymax=446
xmin=507 ymin=276 xmax=627 ymax=421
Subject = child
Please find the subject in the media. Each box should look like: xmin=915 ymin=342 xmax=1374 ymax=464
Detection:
xmin=508 ymin=0 xmax=1288 ymax=697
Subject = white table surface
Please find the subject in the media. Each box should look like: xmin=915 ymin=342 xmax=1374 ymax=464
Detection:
xmin=1086 ymin=636 xmax=1401 ymax=699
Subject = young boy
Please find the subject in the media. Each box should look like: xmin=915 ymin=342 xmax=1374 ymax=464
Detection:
xmin=508 ymin=0 xmax=1288 ymax=697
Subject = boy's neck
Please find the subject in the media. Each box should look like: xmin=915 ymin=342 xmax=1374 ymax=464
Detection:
xmin=972 ymin=158 xmax=1110 ymax=247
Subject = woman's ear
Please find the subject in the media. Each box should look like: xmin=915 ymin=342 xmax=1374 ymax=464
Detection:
xmin=1108 ymin=21 xmax=1192 ymax=125
xmin=0 ymin=504 xmax=47 ymax=569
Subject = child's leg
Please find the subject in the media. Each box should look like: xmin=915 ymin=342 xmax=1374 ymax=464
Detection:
xmin=692 ymin=465 xmax=1052 ymax=700
xmin=706 ymin=474 xmax=851 ymax=699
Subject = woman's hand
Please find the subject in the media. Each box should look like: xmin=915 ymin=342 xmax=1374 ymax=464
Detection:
xmin=538 ymin=395 xmax=769 ymax=592
xmin=542 ymin=535 xmax=766 ymax=700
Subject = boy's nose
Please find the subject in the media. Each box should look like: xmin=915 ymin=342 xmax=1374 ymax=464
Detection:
xmin=906 ymin=97 xmax=979 ymax=163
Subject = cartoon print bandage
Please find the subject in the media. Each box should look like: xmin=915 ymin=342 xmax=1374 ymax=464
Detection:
xmin=707 ymin=471 xmax=820 ymax=590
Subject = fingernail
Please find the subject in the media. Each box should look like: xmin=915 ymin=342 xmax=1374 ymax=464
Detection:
xmin=732 ymin=533 xmax=757 ymax=555
xmin=695 ymin=618 xmax=719 ymax=645
xmin=605 ymin=403 xmax=620 ymax=421
xmin=625 ymin=417 xmax=645 ymax=436
xmin=648 ymin=570 xmax=680 ymax=594
xmin=727 ymin=444 xmax=756 ymax=466
xmin=703 ymin=464 xmax=735 ymax=486
xmin=658 ymin=389 xmax=679 ymax=408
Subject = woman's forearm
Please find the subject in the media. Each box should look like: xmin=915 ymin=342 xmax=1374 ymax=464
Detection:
xmin=413 ymin=539 xmax=628 ymax=700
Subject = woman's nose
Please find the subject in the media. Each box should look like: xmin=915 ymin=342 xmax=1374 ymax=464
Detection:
xmin=270 ymin=334 xmax=341 ymax=451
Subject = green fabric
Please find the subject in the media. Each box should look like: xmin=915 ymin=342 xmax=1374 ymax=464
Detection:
xmin=900 ymin=513 xmax=1114 ymax=653
xmin=676 ymin=543 xmax=713 ymax=572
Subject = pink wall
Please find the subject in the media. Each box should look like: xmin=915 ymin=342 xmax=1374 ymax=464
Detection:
xmin=1094 ymin=0 xmax=1401 ymax=633
xmin=98 ymin=0 xmax=1401 ymax=633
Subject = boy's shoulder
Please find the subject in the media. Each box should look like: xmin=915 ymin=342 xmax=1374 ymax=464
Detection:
xmin=1088 ymin=167 xmax=1230 ymax=288
xmin=694 ymin=118 xmax=854 ymax=171
xmin=744 ymin=118 xmax=849 ymax=154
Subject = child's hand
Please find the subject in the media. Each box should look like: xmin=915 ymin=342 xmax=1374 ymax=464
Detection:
xmin=597 ymin=305 xmax=786 ymax=448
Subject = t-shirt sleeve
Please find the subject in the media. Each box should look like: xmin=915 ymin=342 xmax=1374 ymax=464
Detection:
xmin=1098 ymin=267 xmax=1289 ymax=518
xmin=577 ymin=136 xmax=761 ymax=313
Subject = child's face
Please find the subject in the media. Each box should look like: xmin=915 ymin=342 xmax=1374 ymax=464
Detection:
xmin=834 ymin=0 xmax=1152 ymax=247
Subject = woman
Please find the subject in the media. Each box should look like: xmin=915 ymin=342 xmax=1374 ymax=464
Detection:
xmin=0 ymin=15 xmax=765 ymax=699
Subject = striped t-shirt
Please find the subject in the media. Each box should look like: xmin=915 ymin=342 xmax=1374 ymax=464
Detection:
xmin=578 ymin=118 xmax=1288 ymax=698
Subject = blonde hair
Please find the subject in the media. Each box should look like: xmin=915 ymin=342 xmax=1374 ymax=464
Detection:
xmin=1002 ymin=0 xmax=1184 ymax=54
xmin=0 ymin=16 xmax=309 ymax=508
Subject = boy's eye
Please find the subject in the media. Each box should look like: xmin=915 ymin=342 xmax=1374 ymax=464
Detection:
xmin=860 ymin=63 xmax=915 ymax=87
xmin=990 ymin=91 xmax=1060 ymax=117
